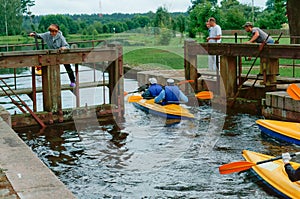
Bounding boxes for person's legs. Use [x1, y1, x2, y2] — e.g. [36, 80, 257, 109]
[64, 64, 76, 86]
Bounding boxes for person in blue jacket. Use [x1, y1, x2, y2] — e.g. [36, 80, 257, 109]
[141, 77, 162, 99]
[154, 78, 188, 105]
[282, 152, 300, 182]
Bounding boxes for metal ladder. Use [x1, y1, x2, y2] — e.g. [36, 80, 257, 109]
[0, 77, 46, 128]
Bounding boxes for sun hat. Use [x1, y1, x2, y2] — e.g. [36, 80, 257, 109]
[167, 78, 175, 85]
[149, 77, 157, 84]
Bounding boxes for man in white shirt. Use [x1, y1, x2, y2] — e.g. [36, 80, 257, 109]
[206, 17, 222, 71]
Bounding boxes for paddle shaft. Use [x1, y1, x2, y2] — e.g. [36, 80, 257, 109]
[256, 151, 300, 165]
[219, 151, 300, 175]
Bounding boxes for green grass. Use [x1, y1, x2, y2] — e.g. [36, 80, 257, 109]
[124, 48, 184, 69]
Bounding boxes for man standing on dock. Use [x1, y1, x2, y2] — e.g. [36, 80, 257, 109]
[206, 17, 222, 71]
[29, 24, 76, 87]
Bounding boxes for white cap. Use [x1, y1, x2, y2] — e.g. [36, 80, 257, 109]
[149, 77, 157, 84]
[167, 78, 175, 84]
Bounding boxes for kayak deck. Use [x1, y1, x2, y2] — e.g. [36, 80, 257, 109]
[132, 98, 194, 120]
[242, 150, 300, 198]
[256, 119, 300, 145]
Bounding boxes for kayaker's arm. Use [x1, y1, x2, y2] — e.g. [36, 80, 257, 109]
[179, 90, 188, 103]
[283, 153, 300, 182]
[154, 90, 165, 103]
[138, 84, 149, 92]
[284, 163, 300, 182]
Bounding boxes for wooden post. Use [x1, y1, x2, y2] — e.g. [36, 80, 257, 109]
[42, 64, 62, 112]
[108, 43, 124, 120]
[220, 56, 237, 98]
[260, 58, 279, 86]
[184, 39, 198, 92]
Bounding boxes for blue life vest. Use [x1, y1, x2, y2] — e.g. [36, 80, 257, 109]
[164, 86, 180, 104]
[148, 84, 162, 97]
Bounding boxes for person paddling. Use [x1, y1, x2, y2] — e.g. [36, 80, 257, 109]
[141, 77, 163, 99]
[154, 78, 188, 105]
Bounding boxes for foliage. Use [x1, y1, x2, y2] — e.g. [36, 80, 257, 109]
[20, 0, 35, 14]
[159, 28, 172, 45]
[256, 0, 287, 29]
[187, 2, 219, 39]
[0, 0, 23, 36]
[153, 7, 172, 30]
[0, 0, 292, 42]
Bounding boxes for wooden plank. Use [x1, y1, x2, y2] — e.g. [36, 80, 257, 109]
[189, 43, 300, 59]
[0, 48, 118, 68]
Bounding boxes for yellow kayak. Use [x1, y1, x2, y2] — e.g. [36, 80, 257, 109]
[256, 119, 300, 145]
[242, 150, 300, 198]
[128, 95, 194, 120]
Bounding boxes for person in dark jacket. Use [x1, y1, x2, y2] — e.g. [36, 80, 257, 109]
[282, 152, 300, 182]
[154, 78, 188, 105]
[141, 77, 162, 99]
[29, 24, 76, 87]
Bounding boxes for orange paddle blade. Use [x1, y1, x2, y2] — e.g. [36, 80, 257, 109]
[219, 161, 256, 175]
[177, 80, 194, 85]
[124, 91, 128, 96]
[127, 95, 143, 103]
[195, 91, 213, 100]
[287, 84, 300, 100]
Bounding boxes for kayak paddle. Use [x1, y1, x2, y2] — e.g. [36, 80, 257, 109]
[287, 84, 300, 100]
[195, 91, 213, 100]
[124, 90, 139, 96]
[127, 95, 143, 102]
[219, 151, 300, 175]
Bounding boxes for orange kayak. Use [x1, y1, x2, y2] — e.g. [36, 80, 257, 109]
[242, 150, 300, 198]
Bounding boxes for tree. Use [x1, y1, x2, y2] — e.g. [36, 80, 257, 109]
[0, 0, 23, 35]
[257, 0, 287, 29]
[133, 15, 150, 28]
[20, 0, 35, 14]
[176, 15, 186, 38]
[153, 7, 171, 29]
[188, 2, 219, 39]
[287, 0, 300, 44]
[189, 0, 218, 11]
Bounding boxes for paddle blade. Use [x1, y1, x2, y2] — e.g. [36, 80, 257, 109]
[127, 95, 143, 102]
[287, 84, 300, 100]
[124, 91, 128, 96]
[195, 91, 213, 100]
[219, 161, 256, 175]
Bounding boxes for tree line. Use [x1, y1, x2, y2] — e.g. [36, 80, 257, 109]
[0, 0, 289, 42]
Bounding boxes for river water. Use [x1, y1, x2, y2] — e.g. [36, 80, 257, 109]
[2, 68, 297, 198]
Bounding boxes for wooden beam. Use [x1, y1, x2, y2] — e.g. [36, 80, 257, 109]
[0, 48, 118, 68]
[190, 43, 300, 59]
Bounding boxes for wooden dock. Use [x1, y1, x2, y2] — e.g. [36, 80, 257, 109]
[0, 44, 124, 128]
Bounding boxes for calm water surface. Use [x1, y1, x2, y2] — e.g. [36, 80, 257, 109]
[4, 69, 299, 198]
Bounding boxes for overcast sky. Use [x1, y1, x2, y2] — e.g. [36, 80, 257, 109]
[30, 0, 267, 15]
